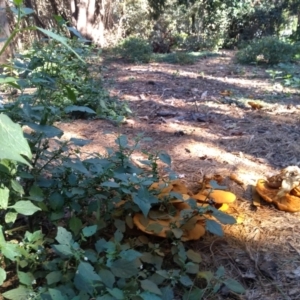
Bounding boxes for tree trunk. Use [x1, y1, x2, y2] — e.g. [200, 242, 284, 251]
[0, 0, 11, 64]
[75, 0, 106, 46]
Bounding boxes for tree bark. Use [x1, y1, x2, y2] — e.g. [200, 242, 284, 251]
[76, 0, 106, 46]
[0, 0, 11, 64]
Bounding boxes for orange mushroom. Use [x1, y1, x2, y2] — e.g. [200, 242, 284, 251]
[256, 179, 300, 212]
[193, 189, 236, 204]
[133, 201, 206, 241]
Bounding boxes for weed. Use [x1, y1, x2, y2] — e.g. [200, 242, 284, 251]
[236, 36, 300, 65]
[115, 37, 152, 63]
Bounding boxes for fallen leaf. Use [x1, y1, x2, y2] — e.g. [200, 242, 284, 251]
[229, 174, 244, 186]
[200, 91, 208, 100]
[220, 90, 232, 96]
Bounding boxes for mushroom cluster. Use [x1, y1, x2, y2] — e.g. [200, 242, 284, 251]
[256, 166, 300, 212]
[132, 179, 236, 241]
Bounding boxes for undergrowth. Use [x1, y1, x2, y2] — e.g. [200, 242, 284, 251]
[236, 36, 300, 65]
[112, 36, 219, 65]
[0, 1, 245, 299]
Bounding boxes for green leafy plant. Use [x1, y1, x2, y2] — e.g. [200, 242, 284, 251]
[115, 37, 153, 63]
[0, 2, 245, 299]
[236, 36, 300, 65]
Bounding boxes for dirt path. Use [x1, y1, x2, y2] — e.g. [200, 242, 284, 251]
[58, 51, 300, 299]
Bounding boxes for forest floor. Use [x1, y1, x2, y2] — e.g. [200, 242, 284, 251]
[57, 50, 300, 300]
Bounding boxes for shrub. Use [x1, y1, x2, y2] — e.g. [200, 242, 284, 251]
[153, 52, 196, 64]
[9, 39, 131, 120]
[236, 36, 300, 65]
[116, 37, 152, 63]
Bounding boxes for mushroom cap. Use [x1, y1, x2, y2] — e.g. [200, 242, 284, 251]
[193, 189, 236, 204]
[256, 179, 300, 212]
[133, 201, 206, 241]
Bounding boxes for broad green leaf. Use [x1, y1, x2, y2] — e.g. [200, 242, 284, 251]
[24, 230, 44, 243]
[0, 77, 19, 84]
[158, 151, 171, 166]
[114, 219, 126, 233]
[84, 249, 97, 263]
[116, 135, 128, 148]
[171, 228, 183, 239]
[17, 271, 35, 286]
[52, 244, 73, 257]
[211, 207, 236, 225]
[114, 229, 123, 242]
[156, 270, 169, 279]
[140, 279, 162, 295]
[36, 27, 85, 63]
[197, 271, 213, 282]
[63, 159, 89, 175]
[98, 269, 115, 289]
[50, 211, 64, 221]
[70, 138, 92, 146]
[21, 7, 34, 15]
[113, 173, 129, 182]
[185, 262, 199, 274]
[64, 105, 96, 114]
[95, 238, 107, 253]
[107, 288, 124, 300]
[25, 123, 63, 138]
[213, 282, 222, 293]
[132, 193, 151, 217]
[161, 286, 174, 300]
[2, 286, 31, 300]
[110, 258, 139, 278]
[82, 225, 97, 237]
[96, 295, 115, 300]
[46, 271, 62, 285]
[0, 186, 9, 209]
[209, 180, 227, 190]
[5, 212, 18, 224]
[8, 200, 41, 215]
[0, 225, 5, 244]
[48, 288, 67, 300]
[186, 249, 202, 263]
[205, 219, 224, 236]
[67, 26, 85, 39]
[179, 275, 193, 287]
[0, 267, 6, 285]
[1, 242, 20, 260]
[11, 180, 24, 195]
[145, 223, 163, 234]
[223, 278, 245, 294]
[29, 185, 44, 202]
[183, 287, 204, 300]
[65, 86, 77, 102]
[49, 192, 64, 209]
[0, 114, 32, 166]
[69, 216, 82, 236]
[101, 181, 120, 188]
[0, 77, 21, 89]
[119, 249, 142, 261]
[56, 227, 73, 245]
[140, 292, 162, 300]
[216, 266, 225, 278]
[74, 262, 101, 295]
